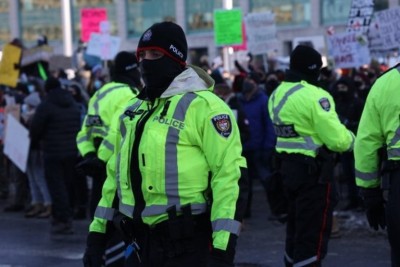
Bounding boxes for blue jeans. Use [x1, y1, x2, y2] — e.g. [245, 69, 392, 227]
[26, 150, 51, 205]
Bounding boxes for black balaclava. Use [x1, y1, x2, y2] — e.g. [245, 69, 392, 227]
[136, 22, 188, 101]
[140, 56, 184, 101]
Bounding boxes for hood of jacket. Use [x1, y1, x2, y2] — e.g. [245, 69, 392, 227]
[159, 64, 215, 98]
[45, 88, 75, 108]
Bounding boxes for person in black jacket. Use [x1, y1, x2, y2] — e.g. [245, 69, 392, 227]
[29, 76, 82, 235]
[214, 83, 250, 143]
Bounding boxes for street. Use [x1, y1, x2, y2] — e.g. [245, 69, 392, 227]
[0, 182, 391, 267]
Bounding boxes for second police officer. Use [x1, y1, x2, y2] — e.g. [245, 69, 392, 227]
[76, 51, 142, 266]
[268, 45, 355, 267]
[83, 22, 248, 267]
[355, 64, 400, 267]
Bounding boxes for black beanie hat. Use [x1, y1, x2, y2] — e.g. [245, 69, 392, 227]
[290, 45, 322, 79]
[137, 22, 187, 66]
[114, 51, 138, 73]
[45, 76, 61, 92]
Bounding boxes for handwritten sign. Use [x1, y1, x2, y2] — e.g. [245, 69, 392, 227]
[214, 9, 243, 46]
[245, 12, 278, 55]
[81, 8, 108, 42]
[374, 7, 400, 51]
[20, 45, 53, 66]
[0, 44, 22, 88]
[346, 0, 374, 34]
[327, 31, 371, 69]
[86, 33, 121, 60]
[3, 114, 30, 173]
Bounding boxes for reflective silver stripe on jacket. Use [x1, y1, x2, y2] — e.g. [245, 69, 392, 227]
[94, 206, 115, 220]
[271, 84, 321, 153]
[355, 169, 379, 181]
[119, 202, 207, 217]
[164, 93, 197, 206]
[293, 256, 318, 267]
[276, 136, 319, 152]
[116, 100, 143, 200]
[101, 139, 114, 153]
[271, 84, 303, 124]
[387, 126, 400, 158]
[117, 93, 202, 217]
[212, 218, 241, 235]
[388, 147, 400, 158]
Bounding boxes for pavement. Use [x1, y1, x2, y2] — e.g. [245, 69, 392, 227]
[0, 181, 392, 267]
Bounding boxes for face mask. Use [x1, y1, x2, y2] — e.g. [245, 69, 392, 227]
[140, 57, 183, 101]
[242, 80, 255, 94]
[94, 80, 102, 89]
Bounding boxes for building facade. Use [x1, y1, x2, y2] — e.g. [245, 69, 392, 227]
[0, 0, 398, 68]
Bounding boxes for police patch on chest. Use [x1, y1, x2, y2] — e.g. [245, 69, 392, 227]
[211, 114, 232, 138]
[319, 97, 331, 111]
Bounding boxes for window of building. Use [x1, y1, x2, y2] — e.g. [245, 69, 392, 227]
[321, 0, 351, 25]
[72, 0, 118, 42]
[250, 0, 311, 27]
[374, 0, 388, 11]
[19, 0, 62, 47]
[126, 0, 176, 38]
[321, 0, 389, 26]
[0, 0, 10, 47]
[186, 0, 240, 33]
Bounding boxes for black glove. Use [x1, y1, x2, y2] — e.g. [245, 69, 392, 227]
[83, 248, 104, 267]
[208, 257, 234, 267]
[360, 187, 386, 231]
[208, 246, 235, 267]
[76, 152, 106, 177]
[83, 232, 107, 267]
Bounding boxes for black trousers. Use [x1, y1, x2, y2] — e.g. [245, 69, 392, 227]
[128, 215, 211, 267]
[280, 158, 337, 267]
[387, 169, 400, 267]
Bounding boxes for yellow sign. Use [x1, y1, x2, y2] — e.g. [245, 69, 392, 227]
[0, 44, 22, 88]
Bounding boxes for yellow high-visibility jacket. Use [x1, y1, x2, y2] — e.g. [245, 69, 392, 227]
[268, 80, 354, 157]
[89, 65, 247, 252]
[355, 64, 400, 188]
[76, 81, 139, 158]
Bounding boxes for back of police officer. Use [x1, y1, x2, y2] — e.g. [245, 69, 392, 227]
[268, 45, 354, 267]
[83, 22, 247, 267]
[355, 64, 400, 267]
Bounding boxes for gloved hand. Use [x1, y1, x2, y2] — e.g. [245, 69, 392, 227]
[208, 247, 235, 267]
[82, 247, 104, 267]
[76, 152, 106, 177]
[360, 187, 386, 231]
[208, 257, 234, 267]
[83, 232, 107, 267]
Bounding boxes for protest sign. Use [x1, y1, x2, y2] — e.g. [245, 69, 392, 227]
[86, 33, 121, 61]
[20, 45, 53, 67]
[0, 44, 22, 88]
[3, 114, 30, 173]
[327, 31, 371, 69]
[245, 12, 278, 55]
[374, 7, 400, 51]
[81, 8, 107, 42]
[214, 9, 243, 46]
[346, 0, 374, 34]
